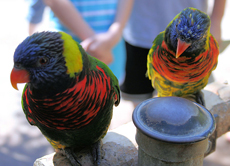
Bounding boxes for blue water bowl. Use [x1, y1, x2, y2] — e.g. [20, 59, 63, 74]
[132, 96, 216, 143]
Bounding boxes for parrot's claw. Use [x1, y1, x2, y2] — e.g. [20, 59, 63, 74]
[64, 148, 82, 166]
[91, 141, 102, 166]
[195, 91, 205, 107]
[61, 141, 102, 166]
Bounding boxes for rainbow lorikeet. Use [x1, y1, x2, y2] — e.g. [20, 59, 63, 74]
[10, 31, 120, 165]
[147, 7, 219, 105]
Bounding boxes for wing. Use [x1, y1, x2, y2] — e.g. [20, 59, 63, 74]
[78, 42, 120, 106]
[147, 32, 165, 82]
[208, 34, 219, 72]
[87, 54, 120, 106]
[21, 84, 36, 126]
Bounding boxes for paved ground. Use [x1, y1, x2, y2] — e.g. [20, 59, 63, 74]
[0, 0, 230, 166]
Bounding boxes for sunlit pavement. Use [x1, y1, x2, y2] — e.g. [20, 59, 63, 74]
[0, 0, 230, 166]
[0, 1, 53, 166]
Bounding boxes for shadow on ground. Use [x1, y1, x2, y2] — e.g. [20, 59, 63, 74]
[0, 108, 53, 166]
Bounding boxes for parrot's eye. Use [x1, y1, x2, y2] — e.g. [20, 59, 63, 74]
[39, 57, 49, 65]
[180, 36, 185, 41]
[14, 63, 22, 69]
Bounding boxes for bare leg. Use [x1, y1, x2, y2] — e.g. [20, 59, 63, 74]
[63, 148, 81, 166]
[91, 141, 102, 166]
[195, 91, 205, 106]
[183, 91, 205, 107]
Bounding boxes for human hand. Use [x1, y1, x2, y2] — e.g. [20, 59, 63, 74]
[81, 32, 115, 65]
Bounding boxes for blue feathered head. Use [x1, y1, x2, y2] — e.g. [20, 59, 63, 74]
[165, 7, 211, 58]
[11, 31, 72, 93]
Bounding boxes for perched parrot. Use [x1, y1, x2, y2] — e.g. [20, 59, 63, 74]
[10, 31, 120, 165]
[147, 7, 219, 105]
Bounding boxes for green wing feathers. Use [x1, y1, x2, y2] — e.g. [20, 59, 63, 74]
[147, 32, 164, 81]
[78, 43, 120, 106]
[88, 53, 120, 106]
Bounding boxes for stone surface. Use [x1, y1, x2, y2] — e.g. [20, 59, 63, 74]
[100, 142, 138, 166]
[34, 132, 138, 166]
[34, 153, 55, 166]
[106, 122, 137, 147]
[218, 85, 230, 102]
[202, 82, 225, 110]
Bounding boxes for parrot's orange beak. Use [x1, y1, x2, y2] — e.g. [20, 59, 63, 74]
[10, 68, 30, 90]
[176, 39, 191, 58]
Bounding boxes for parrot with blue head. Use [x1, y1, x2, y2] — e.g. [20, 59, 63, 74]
[10, 31, 120, 166]
[147, 7, 219, 105]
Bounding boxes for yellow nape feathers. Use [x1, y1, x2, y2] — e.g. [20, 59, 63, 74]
[59, 32, 83, 77]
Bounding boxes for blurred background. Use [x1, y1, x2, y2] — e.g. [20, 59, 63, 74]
[0, 0, 230, 166]
[0, 1, 55, 166]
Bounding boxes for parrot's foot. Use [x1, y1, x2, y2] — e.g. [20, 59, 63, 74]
[195, 91, 205, 107]
[183, 91, 205, 107]
[63, 147, 81, 166]
[59, 142, 102, 166]
[91, 141, 102, 166]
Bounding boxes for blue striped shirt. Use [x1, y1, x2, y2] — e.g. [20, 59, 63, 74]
[50, 0, 118, 40]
